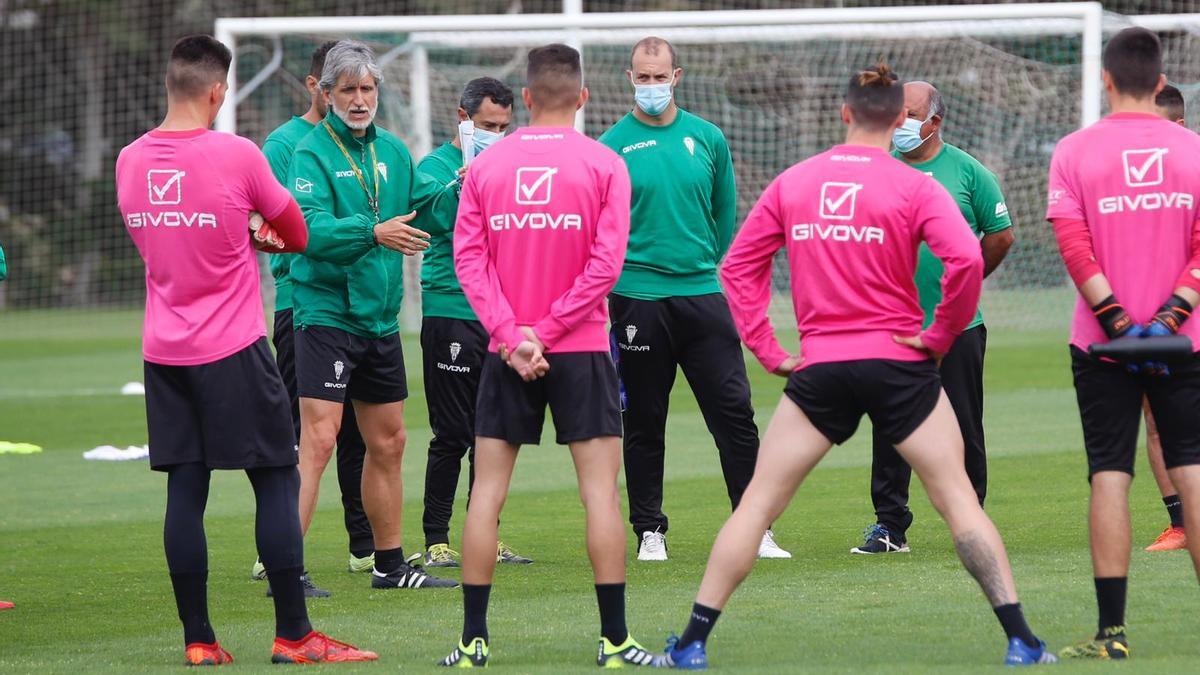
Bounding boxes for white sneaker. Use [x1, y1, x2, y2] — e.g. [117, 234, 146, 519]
[758, 529, 792, 559]
[637, 529, 668, 561]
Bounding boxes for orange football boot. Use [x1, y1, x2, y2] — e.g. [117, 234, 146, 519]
[1146, 525, 1187, 551]
[271, 631, 378, 664]
[185, 641, 233, 666]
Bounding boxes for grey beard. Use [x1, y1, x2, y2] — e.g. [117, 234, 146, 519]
[334, 105, 375, 130]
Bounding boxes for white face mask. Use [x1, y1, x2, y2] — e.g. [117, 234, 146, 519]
[893, 110, 934, 153]
[633, 81, 674, 116]
[472, 128, 504, 155]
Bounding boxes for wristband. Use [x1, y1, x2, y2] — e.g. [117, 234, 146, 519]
[1091, 295, 1134, 339]
[1150, 294, 1194, 334]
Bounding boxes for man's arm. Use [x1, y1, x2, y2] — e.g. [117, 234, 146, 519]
[530, 160, 632, 349]
[971, 165, 1014, 278]
[916, 180, 984, 355]
[981, 230, 1014, 278]
[288, 148, 376, 265]
[1045, 147, 1140, 339]
[413, 154, 461, 237]
[454, 169, 524, 350]
[1143, 217, 1200, 336]
[239, 142, 307, 252]
[0, 244, 7, 282]
[407, 151, 460, 236]
[711, 130, 738, 257]
[718, 178, 790, 373]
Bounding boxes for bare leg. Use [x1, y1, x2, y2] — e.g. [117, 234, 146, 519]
[1144, 400, 1177, 499]
[568, 437, 626, 584]
[695, 396, 832, 609]
[1167, 466, 1200, 580]
[895, 392, 1017, 606]
[1088, 472, 1132, 578]
[352, 400, 407, 551]
[461, 437, 518, 585]
[297, 397, 344, 535]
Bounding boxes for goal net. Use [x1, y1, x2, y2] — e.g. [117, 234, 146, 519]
[224, 3, 1111, 333]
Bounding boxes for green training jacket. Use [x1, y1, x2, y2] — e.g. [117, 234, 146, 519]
[287, 113, 459, 338]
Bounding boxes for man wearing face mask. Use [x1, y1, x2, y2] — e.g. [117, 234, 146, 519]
[851, 80, 1015, 556]
[599, 37, 789, 562]
[287, 40, 461, 592]
[412, 77, 533, 569]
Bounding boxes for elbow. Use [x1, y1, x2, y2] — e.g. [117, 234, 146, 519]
[986, 229, 1015, 257]
[281, 231, 308, 254]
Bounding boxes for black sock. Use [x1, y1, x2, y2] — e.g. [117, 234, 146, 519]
[1094, 577, 1127, 635]
[595, 583, 628, 645]
[375, 547, 405, 575]
[350, 546, 375, 559]
[678, 603, 721, 649]
[462, 584, 491, 643]
[170, 571, 216, 645]
[266, 566, 314, 641]
[1164, 495, 1184, 528]
[993, 603, 1039, 649]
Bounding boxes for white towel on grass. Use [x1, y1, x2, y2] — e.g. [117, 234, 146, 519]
[83, 445, 149, 461]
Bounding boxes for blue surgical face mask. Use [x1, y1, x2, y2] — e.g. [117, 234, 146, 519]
[893, 112, 934, 153]
[472, 128, 504, 155]
[634, 82, 673, 117]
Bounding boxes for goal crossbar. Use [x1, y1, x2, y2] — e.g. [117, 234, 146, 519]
[214, 2, 1105, 135]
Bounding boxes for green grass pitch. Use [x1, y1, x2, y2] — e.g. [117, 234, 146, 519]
[0, 310, 1196, 673]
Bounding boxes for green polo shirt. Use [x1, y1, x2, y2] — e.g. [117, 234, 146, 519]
[895, 142, 1011, 329]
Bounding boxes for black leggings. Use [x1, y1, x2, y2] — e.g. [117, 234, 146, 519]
[165, 463, 305, 572]
[164, 463, 310, 642]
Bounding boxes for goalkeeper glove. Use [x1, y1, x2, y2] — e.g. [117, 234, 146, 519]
[1146, 294, 1194, 337]
[1133, 295, 1193, 377]
[1091, 295, 1135, 340]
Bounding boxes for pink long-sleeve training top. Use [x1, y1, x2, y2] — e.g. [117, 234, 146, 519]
[721, 144, 983, 372]
[1047, 112, 1200, 352]
[116, 128, 306, 366]
[454, 126, 632, 353]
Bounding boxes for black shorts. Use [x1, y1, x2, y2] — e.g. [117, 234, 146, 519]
[784, 359, 942, 445]
[1070, 345, 1200, 476]
[294, 325, 407, 404]
[475, 351, 623, 446]
[144, 338, 297, 471]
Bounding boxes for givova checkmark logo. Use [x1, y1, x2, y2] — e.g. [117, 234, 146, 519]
[1122, 148, 1167, 187]
[147, 169, 185, 205]
[515, 167, 557, 205]
[819, 182, 863, 220]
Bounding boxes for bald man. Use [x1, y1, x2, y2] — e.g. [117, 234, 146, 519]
[599, 37, 789, 562]
[852, 80, 1015, 555]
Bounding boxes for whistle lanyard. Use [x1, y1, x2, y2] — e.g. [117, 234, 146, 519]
[324, 121, 380, 218]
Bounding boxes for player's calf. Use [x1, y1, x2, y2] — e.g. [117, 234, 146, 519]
[897, 398, 1054, 663]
